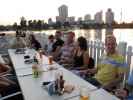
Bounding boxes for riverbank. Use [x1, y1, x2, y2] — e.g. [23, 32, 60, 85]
[1, 23, 133, 32]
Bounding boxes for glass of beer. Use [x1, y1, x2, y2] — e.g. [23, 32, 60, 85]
[48, 56, 53, 65]
[80, 86, 90, 100]
[32, 64, 39, 78]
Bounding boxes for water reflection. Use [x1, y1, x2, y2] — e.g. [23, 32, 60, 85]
[1, 29, 133, 46]
[105, 28, 113, 35]
[94, 29, 102, 41]
[83, 30, 91, 39]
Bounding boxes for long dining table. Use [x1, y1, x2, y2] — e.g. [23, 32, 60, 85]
[7, 49, 120, 100]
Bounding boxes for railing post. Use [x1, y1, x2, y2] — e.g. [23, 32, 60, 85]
[97, 41, 101, 64]
[127, 46, 132, 67]
[87, 40, 90, 56]
[93, 41, 97, 62]
[118, 42, 127, 60]
[101, 42, 105, 56]
[89, 41, 93, 57]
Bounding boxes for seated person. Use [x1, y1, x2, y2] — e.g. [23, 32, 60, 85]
[10, 34, 26, 49]
[70, 36, 95, 78]
[28, 34, 42, 51]
[0, 33, 10, 54]
[58, 32, 75, 66]
[115, 88, 133, 100]
[0, 63, 18, 96]
[115, 88, 129, 99]
[115, 68, 133, 100]
[85, 35, 128, 91]
[52, 31, 64, 61]
[0, 57, 20, 98]
[45, 35, 55, 55]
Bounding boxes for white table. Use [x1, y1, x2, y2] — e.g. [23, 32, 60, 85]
[8, 49, 120, 100]
[67, 88, 118, 100]
[8, 49, 59, 71]
[8, 49, 36, 70]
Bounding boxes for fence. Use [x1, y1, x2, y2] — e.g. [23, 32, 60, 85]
[87, 40, 133, 67]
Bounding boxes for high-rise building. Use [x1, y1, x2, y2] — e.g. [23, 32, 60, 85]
[94, 11, 103, 24]
[58, 5, 68, 19]
[105, 8, 114, 24]
[84, 14, 91, 21]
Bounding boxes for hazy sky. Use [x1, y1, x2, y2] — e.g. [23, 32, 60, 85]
[0, 0, 132, 25]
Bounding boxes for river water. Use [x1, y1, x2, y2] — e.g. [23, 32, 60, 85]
[1, 29, 133, 46]
[33, 29, 133, 47]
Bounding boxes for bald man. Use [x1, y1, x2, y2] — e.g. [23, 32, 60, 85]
[85, 35, 128, 91]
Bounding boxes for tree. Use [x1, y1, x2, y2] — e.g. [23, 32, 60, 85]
[12, 22, 18, 30]
[55, 21, 61, 29]
[20, 17, 27, 30]
[36, 20, 43, 30]
[63, 22, 70, 27]
[28, 20, 33, 30]
[33, 20, 37, 29]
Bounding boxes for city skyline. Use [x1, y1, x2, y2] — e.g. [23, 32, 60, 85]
[0, 0, 132, 25]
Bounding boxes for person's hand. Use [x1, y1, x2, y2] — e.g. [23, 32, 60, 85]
[59, 59, 67, 64]
[0, 76, 10, 88]
[0, 80, 10, 87]
[79, 70, 88, 75]
[0, 63, 11, 75]
[0, 76, 16, 85]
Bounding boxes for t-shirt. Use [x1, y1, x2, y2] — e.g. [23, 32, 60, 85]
[95, 53, 128, 85]
[60, 42, 75, 63]
[46, 41, 54, 54]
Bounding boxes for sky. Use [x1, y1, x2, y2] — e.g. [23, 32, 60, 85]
[0, 0, 133, 25]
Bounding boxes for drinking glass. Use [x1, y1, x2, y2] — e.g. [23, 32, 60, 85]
[79, 86, 91, 100]
[48, 56, 53, 65]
